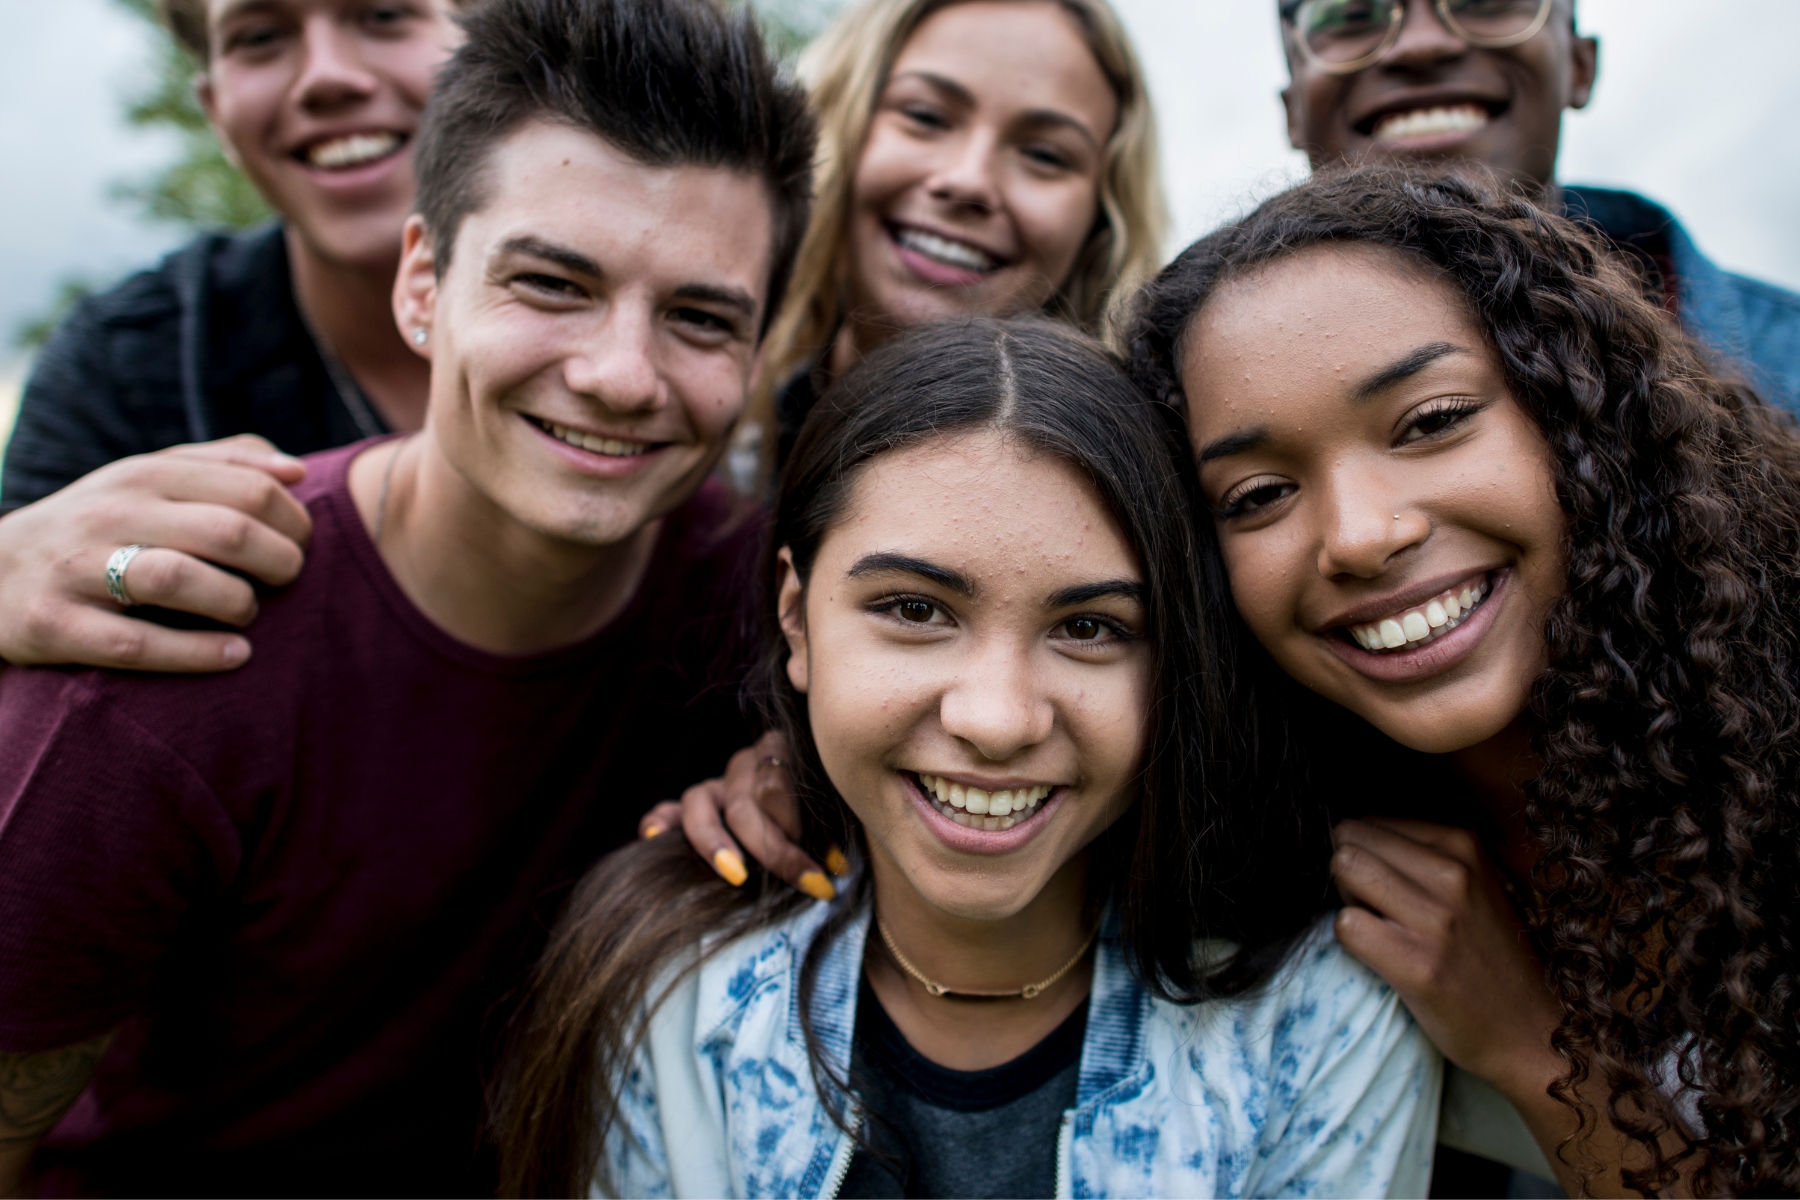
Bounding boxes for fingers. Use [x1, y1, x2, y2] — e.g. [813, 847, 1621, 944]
[639, 801, 682, 840]
[720, 731, 802, 838]
[161, 434, 309, 485]
[1334, 818, 1482, 905]
[1344, 816, 1484, 866]
[679, 780, 751, 887]
[680, 765, 835, 901]
[1330, 838, 1439, 925]
[110, 547, 261, 626]
[104, 500, 308, 593]
[24, 605, 251, 673]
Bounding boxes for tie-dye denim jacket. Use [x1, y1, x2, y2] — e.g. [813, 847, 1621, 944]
[600, 900, 1441, 1198]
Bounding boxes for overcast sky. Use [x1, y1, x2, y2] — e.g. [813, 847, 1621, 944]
[3, 0, 1796, 380]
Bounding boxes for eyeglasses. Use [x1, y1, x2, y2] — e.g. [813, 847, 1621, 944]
[1281, 0, 1555, 75]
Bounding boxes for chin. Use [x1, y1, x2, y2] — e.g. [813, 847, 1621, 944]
[1359, 695, 1523, 755]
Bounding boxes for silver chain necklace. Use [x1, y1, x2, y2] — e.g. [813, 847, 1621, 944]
[297, 305, 386, 440]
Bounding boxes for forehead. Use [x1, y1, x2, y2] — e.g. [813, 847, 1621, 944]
[455, 121, 773, 293]
[1183, 244, 1482, 420]
[831, 432, 1137, 583]
[892, 2, 1116, 129]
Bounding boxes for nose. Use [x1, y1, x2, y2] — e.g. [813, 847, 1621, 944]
[925, 128, 1002, 216]
[563, 300, 666, 417]
[1315, 461, 1430, 580]
[294, 15, 379, 115]
[938, 635, 1055, 762]
[1383, 0, 1469, 69]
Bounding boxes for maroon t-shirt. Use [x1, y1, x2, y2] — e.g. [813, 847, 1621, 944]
[0, 442, 762, 1195]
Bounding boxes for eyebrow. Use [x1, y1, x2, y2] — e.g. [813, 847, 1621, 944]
[1196, 426, 1269, 464]
[1351, 342, 1471, 403]
[889, 70, 1101, 150]
[846, 552, 974, 596]
[1047, 580, 1144, 608]
[496, 236, 757, 320]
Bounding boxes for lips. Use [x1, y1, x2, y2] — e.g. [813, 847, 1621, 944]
[525, 415, 661, 459]
[1326, 568, 1513, 684]
[1353, 97, 1506, 143]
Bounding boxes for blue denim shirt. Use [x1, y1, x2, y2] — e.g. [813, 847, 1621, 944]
[1564, 185, 1800, 413]
[601, 901, 1441, 1198]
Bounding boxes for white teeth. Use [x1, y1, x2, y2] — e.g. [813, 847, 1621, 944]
[538, 418, 651, 458]
[1350, 578, 1491, 655]
[917, 775, 1050, 830]
[894, 227, 999, 272]
[1373, 104, 1489, 144]
[305, 131, 402, 169]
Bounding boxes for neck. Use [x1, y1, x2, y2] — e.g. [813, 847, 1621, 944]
[287, 226, 431, 433]
[346, 435, 662, 655]
[863, 843, 1094, 1071]
[1449, 715, 1542, 879]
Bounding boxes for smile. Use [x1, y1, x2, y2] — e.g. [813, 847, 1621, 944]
[1371, 104, 1491, 145]
[1346, 572, 1491, 653]
[298, 131, 406, 171]
[914, 772, 1052, 831]
[889, 224, 1002, 273]
[526, 415, 656, 458]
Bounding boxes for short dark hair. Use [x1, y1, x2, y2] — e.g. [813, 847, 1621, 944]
[413, 0, 816, 338]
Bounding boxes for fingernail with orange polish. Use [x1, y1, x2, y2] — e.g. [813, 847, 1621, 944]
[797, 871, 836, 901]
[713, 848, 748, 887]
[824, 846, 849, 877]
[641, 823, 664, 840]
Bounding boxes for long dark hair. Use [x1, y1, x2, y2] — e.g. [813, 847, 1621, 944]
[491, 316, 1334, 1196]
[1125, 164, 1800, 1196]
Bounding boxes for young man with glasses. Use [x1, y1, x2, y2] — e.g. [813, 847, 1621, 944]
[1279, 0, 1800, 413]
[0, 0, 813, 1192]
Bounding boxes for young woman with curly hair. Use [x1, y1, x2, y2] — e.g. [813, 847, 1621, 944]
[1123, 165, 1800, 1197]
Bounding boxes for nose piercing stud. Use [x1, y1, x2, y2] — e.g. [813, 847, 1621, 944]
[411, 327, 429, 346]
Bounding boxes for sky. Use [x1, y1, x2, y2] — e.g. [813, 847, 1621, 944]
[2, 0, 1797, 388]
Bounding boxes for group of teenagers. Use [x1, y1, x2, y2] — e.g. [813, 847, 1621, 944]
[2, 0, 1800, 1196]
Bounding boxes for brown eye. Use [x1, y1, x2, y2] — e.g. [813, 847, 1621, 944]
[897, 600, 936, 623]
[1065, 617, 1103, 640]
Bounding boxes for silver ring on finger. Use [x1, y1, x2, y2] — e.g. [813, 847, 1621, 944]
[105, 544, 151, 607]
[760, 755, 787, 771]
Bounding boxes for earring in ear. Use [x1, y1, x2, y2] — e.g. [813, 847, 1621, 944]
[411, 327, 429, 346]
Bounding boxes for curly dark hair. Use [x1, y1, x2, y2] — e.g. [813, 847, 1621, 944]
[1123, 164, 1800, 1196]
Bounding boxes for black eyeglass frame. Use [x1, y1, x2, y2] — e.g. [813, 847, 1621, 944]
[1280, 0, 1556, 75]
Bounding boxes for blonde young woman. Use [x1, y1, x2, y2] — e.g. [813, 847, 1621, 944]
[755, 0, 1166, 470]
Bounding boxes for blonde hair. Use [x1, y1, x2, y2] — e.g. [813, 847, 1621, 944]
[758, 0, 1167, 405]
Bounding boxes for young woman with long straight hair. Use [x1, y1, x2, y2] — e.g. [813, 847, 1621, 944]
[1124, 166, 1800, 1196]
[495, 318, 1440, 1198]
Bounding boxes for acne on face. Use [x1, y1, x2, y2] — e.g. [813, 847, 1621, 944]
[1184, 244, 1567, 754]
[847, 0, 1118, 334]
[783, 431, 1148, 922]
[401, 121, 772, 548]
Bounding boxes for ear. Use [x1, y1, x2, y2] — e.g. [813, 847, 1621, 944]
[393, 215, 438, 362]
[776, 546, 810, 694]
[194, 72, 244, 170]
[1281, 83, 1306, 154]
[1567, 33, 1599, 111]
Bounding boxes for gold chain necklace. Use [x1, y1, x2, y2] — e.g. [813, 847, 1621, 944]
[874, 913, 1099, 1000]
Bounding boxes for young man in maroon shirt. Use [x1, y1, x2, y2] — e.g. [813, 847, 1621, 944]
[0, 0, 813, 1193]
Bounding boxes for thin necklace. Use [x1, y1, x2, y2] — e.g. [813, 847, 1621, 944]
[297, 303, 386, 440]
[874, 912, 1098, 1001]
[373, 440, 403, 545]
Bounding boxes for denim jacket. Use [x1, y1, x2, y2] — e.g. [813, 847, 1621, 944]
[1564, 185, 1800, 414]
[601, 901, 1441, 1198]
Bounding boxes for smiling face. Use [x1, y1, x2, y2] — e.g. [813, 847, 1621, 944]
[199, 0, 464, 268]
[845, 1, 1118, 340]
[779, 431, 1148, 920]
[392, 120, 771, 546]
[1280, 0, 1596, 191]
[1185, 244, 1567, 753]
